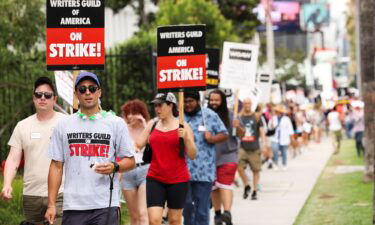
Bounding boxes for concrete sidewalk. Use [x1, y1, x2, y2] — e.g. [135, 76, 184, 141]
[211, 137, 334, 225]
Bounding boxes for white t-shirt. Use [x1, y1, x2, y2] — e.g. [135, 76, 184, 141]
[328, 111, 342, 131]
[274, 116, 294, 146]
[48, 112, 135, 211]
[8, 112, 66, 196]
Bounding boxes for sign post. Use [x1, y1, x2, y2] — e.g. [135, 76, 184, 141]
[157, 25, 206, 156]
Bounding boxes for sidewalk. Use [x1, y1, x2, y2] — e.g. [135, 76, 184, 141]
[211, 137, 334, 225]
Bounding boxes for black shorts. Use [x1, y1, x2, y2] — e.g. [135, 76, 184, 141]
[62, 207, 118, 225]
[146, 178, 189, 209]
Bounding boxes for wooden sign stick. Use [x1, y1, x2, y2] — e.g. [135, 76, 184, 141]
[232, 89, 240, 136]
[178, 91, 185, 157]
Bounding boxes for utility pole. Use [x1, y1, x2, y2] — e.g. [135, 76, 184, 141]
[354, 0, 362, 97]
[265, 0, 275, 80]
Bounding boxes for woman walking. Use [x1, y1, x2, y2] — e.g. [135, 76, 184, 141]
[136, 93, 196, 225]
[120, 99, 151, 225]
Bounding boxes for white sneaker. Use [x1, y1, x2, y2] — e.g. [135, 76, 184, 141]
[282, 166, 287, 171]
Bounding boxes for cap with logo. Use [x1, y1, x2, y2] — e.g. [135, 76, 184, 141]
[75, 72, 101, 88]
[151, 92, 177, 104]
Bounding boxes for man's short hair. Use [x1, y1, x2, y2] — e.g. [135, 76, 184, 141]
[34, 77, 56, 95]
[184, 91, 200, 101]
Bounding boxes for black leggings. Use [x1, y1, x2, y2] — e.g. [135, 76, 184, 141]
[146, 178, 189, 209]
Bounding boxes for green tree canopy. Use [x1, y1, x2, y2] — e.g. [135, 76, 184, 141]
[106, 0, 158, 27]
[0, 0, 50, 161]
[217, 0, 260, 42]
[154, 0, 237, 48]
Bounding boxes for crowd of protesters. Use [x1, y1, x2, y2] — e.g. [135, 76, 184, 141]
[0, 72, 365, 225]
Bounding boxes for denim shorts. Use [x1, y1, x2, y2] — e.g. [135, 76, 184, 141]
[121, 163, 150, 190]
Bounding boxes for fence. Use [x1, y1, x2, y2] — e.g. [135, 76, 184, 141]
[0, 47, 156, 162]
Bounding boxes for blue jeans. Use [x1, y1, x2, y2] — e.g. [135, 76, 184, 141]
[354, 131, 364, 156]
[272, 142, 288, 166]
[183, 181, 212, 225]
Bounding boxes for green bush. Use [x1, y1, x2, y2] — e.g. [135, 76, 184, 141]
[0, 175, 25, 225]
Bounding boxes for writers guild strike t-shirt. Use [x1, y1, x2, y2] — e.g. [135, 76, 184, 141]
[240, 114, 263, 151]
[48, 112, 135, 211]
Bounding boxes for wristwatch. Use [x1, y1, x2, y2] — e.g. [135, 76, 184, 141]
[112, 161, 120, 173]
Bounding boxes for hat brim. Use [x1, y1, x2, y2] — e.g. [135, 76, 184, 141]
[275, 108, 287, 113]
[151, 99, 165, 104]
[75, 76, 100, 88]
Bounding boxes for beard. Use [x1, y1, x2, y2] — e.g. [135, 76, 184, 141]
[208, 104, 219, 112]
[185, 105, 201, 116]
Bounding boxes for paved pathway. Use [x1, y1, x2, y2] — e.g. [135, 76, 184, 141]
[210, 137, 334, 225]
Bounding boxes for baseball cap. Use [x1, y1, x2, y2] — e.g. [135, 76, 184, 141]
[34, 76, 56, 94]
[151, 92, 177, 104]
[74, 72, 100, 88]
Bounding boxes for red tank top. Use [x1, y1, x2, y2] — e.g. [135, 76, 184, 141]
[147, 129, 190, 183]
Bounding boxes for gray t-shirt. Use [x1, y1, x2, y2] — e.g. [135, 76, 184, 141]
[240, 114, 263, 151]
[215, 111, 239, 166]
[48, 112, 135, 211]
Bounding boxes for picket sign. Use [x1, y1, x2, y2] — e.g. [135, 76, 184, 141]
[256, 73, 272, 104]
[220, 42, 259, 90]
[157, 25, 206, 156]
[46, 0, 105, 70]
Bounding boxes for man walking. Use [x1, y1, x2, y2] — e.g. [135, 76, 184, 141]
[183, 91, 228, 225]
[327, 105, 343, 154]
[45, 72, 135, 225]
[272, 105, 294, 169]
[1, 77, 66, 225]
[237, 98, 266, 200]
[208, 89, 242, 225]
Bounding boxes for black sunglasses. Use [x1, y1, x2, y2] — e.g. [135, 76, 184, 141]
[77, 85, 99, 94]
[34, 92, 54, 99]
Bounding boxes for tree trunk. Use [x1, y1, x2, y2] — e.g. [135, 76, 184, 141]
[358, 0, 375, 222]
[138, 0, 147, 26]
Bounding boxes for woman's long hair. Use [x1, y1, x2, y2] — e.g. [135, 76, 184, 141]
[208, 89, 230, 128]
[167, 102, 179, 117]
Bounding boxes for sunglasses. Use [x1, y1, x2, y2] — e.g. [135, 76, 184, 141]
[77, 85, 99, 94]
[34, 92, 54, 99]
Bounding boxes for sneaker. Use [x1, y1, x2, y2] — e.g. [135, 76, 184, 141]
[251, 191, 258, 200]
[221, 211, 233, 225]
[214, 214, 223, 225]
[243, 185, 251, 199]
[268, 162, 273, 169]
